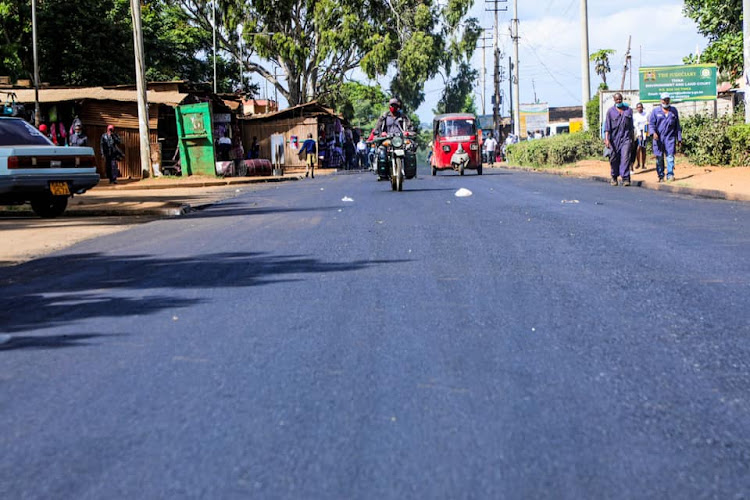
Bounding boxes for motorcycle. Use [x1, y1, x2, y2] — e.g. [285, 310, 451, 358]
[374, 133, 417, 191]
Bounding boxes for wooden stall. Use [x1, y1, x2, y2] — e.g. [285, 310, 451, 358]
[240, 102, 348, 169]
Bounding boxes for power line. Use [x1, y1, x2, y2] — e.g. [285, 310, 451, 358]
[521, 39, 580, 102]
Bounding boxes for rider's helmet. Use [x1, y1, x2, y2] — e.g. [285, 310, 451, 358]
[388, 97, 401, 113]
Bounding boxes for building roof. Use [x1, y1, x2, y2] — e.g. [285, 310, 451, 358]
[8, 86, 189, 106]
[549, 105, 583, 123]
[240, 101, 344, 123]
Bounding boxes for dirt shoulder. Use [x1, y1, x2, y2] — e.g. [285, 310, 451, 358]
[515, 159, 750, 201]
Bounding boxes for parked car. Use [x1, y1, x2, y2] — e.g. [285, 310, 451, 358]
[0, 117, 99, 217]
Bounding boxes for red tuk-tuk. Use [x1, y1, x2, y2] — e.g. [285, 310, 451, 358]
[430, 113, 482, 176]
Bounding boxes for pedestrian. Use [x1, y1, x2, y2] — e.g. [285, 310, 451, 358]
[633, 102, 648, 170]
[356, 137, 368, 169]
[648, 92, 682, 182]
[68, 122, 88, 147]
[247, 136, 260, 159]
[299, 133, 317, 178]
[343, 137, 356, 170]
[38, 123, 51, 141]
[100, 124, 123, 184]
[603, 92, 634, 186]
[483, 132, 498, 167]
[217, 130, 232, 161]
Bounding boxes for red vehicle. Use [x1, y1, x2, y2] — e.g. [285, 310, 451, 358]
[430, 113, 482, 176]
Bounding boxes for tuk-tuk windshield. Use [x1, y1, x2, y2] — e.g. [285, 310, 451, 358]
[438, 119, 476, 138]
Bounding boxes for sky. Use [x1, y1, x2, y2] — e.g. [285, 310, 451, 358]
[413, 0, 708, 124]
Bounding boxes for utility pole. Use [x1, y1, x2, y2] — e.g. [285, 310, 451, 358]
[212, 1, 217, 93]
[744, 0, 750, 124]
[477, 31, 493, 116]
[532, 79, 537, 103]
[486, 0, 508, 138]
[511, 0, 520, 136]
[508, 56, 514, 129]
[31, 0, 40, 128]
[580, 0, 591, 131]
[620, 35, 632, 91]
[130, 0, 152, 177]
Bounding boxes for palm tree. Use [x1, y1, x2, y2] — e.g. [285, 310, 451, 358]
[589, 49, 615, 89]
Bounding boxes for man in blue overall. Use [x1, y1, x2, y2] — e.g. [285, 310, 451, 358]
[648, 92, 682, 182]
[604, 92, 634, 186]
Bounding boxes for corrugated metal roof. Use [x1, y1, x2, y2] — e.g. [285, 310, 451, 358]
[240, 101, 342, 122]
[8, 87, 188, 106]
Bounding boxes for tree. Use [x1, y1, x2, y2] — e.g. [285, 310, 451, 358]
[175, 0, 477, 109]
[683, 0, 743, 82]
[0, 0, 242, 90]
[323, 81, 387, 131]
[589, 49, 615, 89]
[435, 62, 478, 115]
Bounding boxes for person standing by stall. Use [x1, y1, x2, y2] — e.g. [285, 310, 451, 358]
[100, 125, 123, 184]
[68, 122, 88, 147]
[299, 133, 317, 178]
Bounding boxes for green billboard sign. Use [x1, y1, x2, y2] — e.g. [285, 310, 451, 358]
[638, 64, 717, 103]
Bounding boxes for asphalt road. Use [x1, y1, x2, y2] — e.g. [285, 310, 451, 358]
[2, 166, 749, 499]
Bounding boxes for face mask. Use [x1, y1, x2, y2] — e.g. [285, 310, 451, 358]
[615, 102, 625, 109]
[661, 103, 669, 109]
[389, 106, 398, 114]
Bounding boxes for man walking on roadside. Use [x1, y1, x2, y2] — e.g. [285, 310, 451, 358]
[299, 133, 317, 178]
[649, 92, 682, 182]
[604, 92, 634, 186]
[483, 132, 498, 167]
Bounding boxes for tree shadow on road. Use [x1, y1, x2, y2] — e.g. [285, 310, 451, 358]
[184, 202, 340, 219]
[0, 333, 116, 351]
[0, 251, 407, 334]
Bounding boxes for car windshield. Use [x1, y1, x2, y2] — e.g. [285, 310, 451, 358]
[0, 119, 53, 146]
[438, 119, 475, 138]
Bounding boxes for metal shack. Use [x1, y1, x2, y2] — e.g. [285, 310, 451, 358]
[10, 82, 233, 179]
[240, 101, 348, 169]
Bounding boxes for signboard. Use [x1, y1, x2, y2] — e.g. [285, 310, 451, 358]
[519, 103, 549, 138]
[639, 64, 717, 103]
[569, 118, 584, 134]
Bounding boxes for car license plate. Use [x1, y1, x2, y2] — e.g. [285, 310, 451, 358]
[49, 181, 70, 196]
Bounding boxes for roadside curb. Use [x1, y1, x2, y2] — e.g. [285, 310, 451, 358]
[95, 174, 305, 191]
[505, 165, 750, 202]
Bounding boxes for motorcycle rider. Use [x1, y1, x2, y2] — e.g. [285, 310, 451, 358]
[368, 98, 414, 178]
[372, 97, 412, 137]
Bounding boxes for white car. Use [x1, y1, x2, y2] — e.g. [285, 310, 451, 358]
[0, 117, 99, 217]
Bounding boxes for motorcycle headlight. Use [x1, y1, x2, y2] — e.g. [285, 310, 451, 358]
[391, 136, 404, 148]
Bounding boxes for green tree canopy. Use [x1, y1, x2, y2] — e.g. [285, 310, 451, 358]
[323, 81, 387, 132]
[0, 0, 241, 90]
[176, 0, 478, 110]
[683, 0, 744, 82]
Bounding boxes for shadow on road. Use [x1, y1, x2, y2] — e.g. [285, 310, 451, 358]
[0, 251, 407, 335]
[0, 333, 115, 351]
[186, 202, 340, 219]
